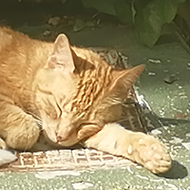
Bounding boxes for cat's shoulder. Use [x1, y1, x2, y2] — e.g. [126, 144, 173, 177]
[0, 26, 28, 49]
[0, 26, 28, 37]
[0, 27, 14, 46]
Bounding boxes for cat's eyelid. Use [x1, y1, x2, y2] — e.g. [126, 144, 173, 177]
[55, 102, 62, 118]
[53, 96, 63, 118]
[37, 86, 53, 95]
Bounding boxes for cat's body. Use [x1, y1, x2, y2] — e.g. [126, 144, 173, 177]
[0, 27, 171, 173]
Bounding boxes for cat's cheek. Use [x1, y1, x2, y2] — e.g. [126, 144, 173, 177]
[77, 125, 102, 140]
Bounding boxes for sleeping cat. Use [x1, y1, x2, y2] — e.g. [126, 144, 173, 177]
[0, 27, 171, 173]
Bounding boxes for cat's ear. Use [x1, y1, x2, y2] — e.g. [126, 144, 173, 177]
[47, 34, 75, 72]
[110, 64, 145, 99]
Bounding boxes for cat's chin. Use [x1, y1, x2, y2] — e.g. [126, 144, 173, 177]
[57, 137, 80, 147]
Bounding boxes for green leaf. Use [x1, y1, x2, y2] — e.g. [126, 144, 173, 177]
[134, 0, 186, 47]
[114, 0, 133, 23]
[82, 0, 116, 16]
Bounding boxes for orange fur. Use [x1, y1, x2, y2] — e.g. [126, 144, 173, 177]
[0, 27, 171, 173]
[0, 27, 144, 149]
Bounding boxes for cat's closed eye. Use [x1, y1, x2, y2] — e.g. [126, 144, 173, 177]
[46, 109, 58, 120]
[44, 99, 62, 120]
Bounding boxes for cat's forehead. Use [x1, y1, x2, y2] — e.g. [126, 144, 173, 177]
[36, 69, 64, 91]
[38, 68, 57, 79]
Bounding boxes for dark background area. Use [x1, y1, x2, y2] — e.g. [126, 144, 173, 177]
[1, 0, 190, 50]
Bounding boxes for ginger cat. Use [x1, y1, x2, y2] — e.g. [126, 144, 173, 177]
[0, 27, 171, 173]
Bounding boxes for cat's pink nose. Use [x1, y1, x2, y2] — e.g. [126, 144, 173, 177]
[56, 127, 73, 142]
[56, 135, 64, 142]
[56, 132, 69, 142]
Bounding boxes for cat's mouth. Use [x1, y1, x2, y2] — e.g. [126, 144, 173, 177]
[43, 125, 79, 147]
[56, 126, 74, 143]
[43, 123, 102, 147]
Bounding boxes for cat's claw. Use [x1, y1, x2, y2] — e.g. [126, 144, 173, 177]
[127, 134, 171, 173]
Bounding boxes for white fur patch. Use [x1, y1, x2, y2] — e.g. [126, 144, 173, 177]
[0, 150, 17, 166]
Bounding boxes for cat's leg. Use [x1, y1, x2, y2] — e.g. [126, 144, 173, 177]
[0, 101, 40, 150]
[83, 123, 171, 174]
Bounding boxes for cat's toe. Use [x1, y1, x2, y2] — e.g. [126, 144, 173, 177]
[137, 136, 171, 173]
[143, 151, 171, 173]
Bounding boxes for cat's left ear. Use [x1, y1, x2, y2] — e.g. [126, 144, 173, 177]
[110, 64, 145, 99]
[47, 34, 75, 73]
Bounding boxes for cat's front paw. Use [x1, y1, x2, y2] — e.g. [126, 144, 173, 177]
[127, 133, 171, 174]
[6, 115, 40, 150]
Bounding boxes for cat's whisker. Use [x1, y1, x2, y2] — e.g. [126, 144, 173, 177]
[115, 118, 129, 123]
[26, 111, 43, 131]
[121, 102, 136, 107]
[23, 140, 31, 152]
[106, 98, 121, 105]
[26, 111, 42, 122]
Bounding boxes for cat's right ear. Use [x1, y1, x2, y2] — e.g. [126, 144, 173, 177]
[109, 64, 145, 99]
[46, 34, 75, 73]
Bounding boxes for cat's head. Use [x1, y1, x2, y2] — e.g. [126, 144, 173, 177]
[34, 34, 144, 147]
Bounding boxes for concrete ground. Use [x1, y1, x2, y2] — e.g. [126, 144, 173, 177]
[0, 6, 190, 189]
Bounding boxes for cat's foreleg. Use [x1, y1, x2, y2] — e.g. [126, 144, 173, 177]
[83, 123, 171, 174]
[0, 102, 40, 150]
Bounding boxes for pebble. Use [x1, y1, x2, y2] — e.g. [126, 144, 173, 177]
[148, 59, 161, 64]
[48, 16, 61, 26]
[164, 74, 178, 84]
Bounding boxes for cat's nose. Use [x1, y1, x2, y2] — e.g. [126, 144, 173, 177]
[56, 133, 64, 142]
[56, 127, 73, 142]
[56, 132, 70, 142]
